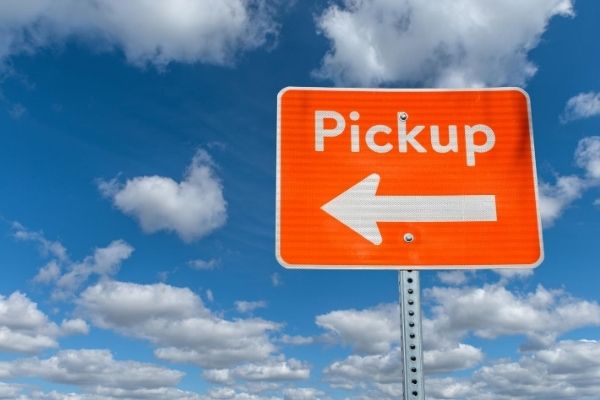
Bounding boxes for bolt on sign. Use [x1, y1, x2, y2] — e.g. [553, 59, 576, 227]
[276, 87, 543, 269]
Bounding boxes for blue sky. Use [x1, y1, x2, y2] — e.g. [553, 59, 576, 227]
[0, 1, 599, 399]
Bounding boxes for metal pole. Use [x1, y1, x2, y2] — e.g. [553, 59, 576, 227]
[399, 270, 425, 400]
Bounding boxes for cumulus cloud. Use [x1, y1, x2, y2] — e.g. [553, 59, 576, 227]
[282, 387, 325, 400]
[427, 340, 600, 400]
[23, 388, 203, 400]
[324, 349, 401, 389]
[315, 0, 573, 87]
[0, 382, 21, 399]
[539, 136, 600, 226]
[78, 280, 280, 369]
[423, 344, 483, 374]
[0, 349, 197, 400]
[0, 0, 278, 69]
[324, 344, 482, 389]
[100, 150, 227, 242]
[279, 335, 314, 346]
[318, 278, 600, 398]
[203, 358, 310, 384]
[426, 283, 600, 350]
[316, 304, 398, 354]
[0, 292, 87, 353]
[561, 92, 600, 122]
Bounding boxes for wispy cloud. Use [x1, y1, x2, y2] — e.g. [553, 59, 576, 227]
[271, 273, 282, 287]
[561, 92, 600, 122]
[188, 258, 220, 271]
[235, 300, 268, 314]
[539, 136, 600, 226]
[13, 223, 133, 300]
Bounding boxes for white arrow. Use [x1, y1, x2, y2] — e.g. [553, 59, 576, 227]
[321, 174, 497, 245]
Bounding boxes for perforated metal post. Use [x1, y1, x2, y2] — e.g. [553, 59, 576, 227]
[399, 270, 425, 400]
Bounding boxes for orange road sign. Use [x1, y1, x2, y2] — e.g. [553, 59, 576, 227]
[276, 87, 543, 269]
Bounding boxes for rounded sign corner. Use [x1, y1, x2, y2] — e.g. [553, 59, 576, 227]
[277, 87, 296, 103]
[275, 248, 295, 270]
[507, 86, 531, 103]
[530, 247, 545, 269]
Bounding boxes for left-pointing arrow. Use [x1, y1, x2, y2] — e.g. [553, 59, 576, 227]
[321, 174, 497, 245]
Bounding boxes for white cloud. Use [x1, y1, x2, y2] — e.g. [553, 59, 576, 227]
[279, 335, 314, 346]
[235, 301, 267, 314]
[423, 343, 483, 374]
[317, 283, 600, 354]
[25, 388, 202, 400]
[78, 280, 280, 369]
[100, 150, 227, 242]
[270, 273, 282, 287]
[316, 304, 398, 354]
[561, 92, 600, 122]
[52, 240, 134, 299]
[188, 258, 220, 271]
[318, 278, 600, 398]
[206, 289, 215, 303]
[202, 387, 280, 400]
[493, 268, 534, 280]
[59, 319, 89, 336]
[33, 261, 61, 284]
[575, 136, 600, 179]
[14, 223, 133, 299]
[0, 0, 278, 70]
[539, 175, 585, 225]
[0, 292, 87, 353]
[324, 349, 400, 388]
[539, 136, 600, 226]
[12, 223, 67, 262]
[426, 283, 600, 350]
[427, 340, 600, 400]
[0, 382, 22, 399]
[324, 343, 482, 389]
[282, 387, 326, 400]
[203, 358, 310, 384]
[315, 0, 573, 87]
[436, 271, 469, 286]
[0, 349, 196, 400]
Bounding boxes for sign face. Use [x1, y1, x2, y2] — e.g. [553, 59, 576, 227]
[276, 87, 543, 269]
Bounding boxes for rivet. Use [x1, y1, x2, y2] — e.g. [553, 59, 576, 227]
[403, 233, 414, 243]
[400, 112, 408, 121]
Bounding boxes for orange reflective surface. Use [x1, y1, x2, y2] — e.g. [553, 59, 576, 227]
[277, 88, 542, 269]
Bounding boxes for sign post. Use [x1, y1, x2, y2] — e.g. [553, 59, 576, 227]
[399, 270, 425, 400]
[276, 87, 543, 398]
